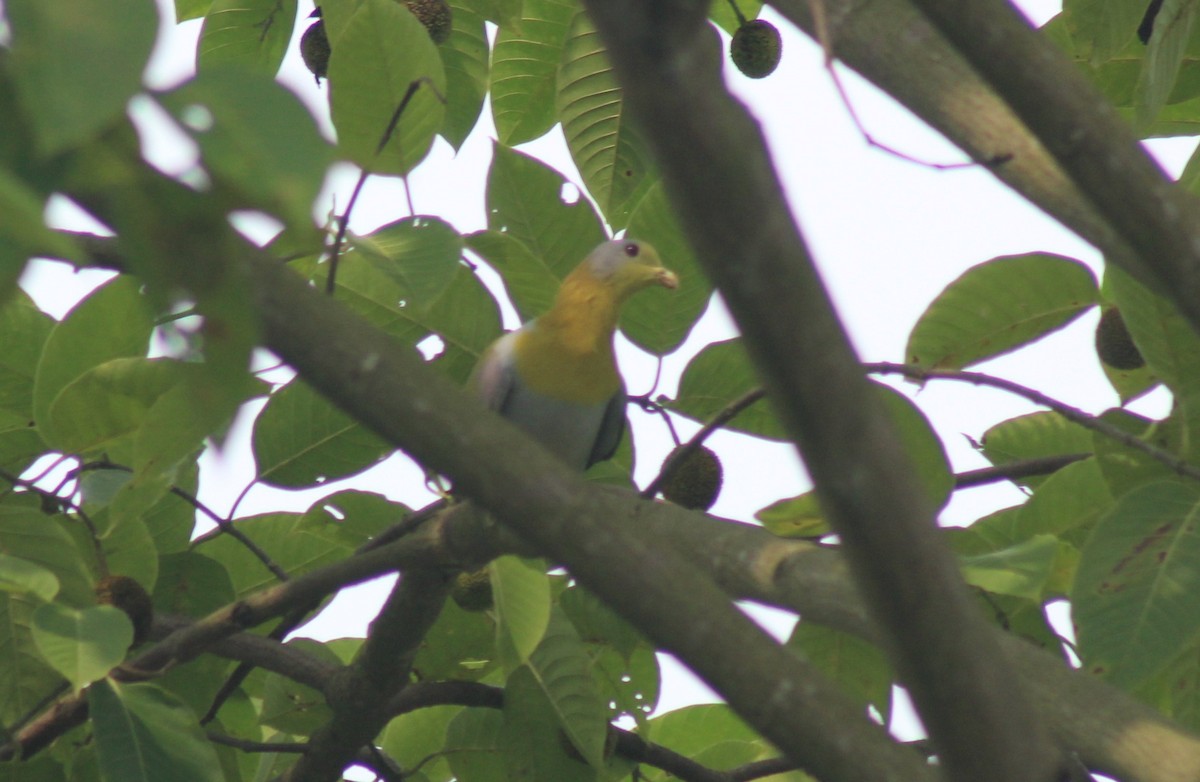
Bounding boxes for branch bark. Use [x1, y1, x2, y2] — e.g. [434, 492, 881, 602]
[577, 3, 1061, 781]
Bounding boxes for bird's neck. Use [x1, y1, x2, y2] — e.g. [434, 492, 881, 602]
[514, 275, 623, 402]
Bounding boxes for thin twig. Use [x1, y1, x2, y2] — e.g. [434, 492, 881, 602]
[954, 453, 1088, 488]
[866, 362, 1200, 482]
[641, 388, 766, 498]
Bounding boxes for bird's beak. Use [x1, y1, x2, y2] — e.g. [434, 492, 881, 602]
[656, 268, 680, 289]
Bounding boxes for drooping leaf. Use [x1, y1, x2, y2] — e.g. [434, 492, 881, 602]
[89, 680, 224, 782]
[493, 556, 552, 668]
[959, 534, 1062, 600]
[197, 0, 297, 74]
[5, 0, 158, 156]
[503, 611, 609, 772]
[442, 0, 491, 149]
[0, 289, 54, 418]
[329, 0, 446, 175]
[1136, 0, 1200, 126]
[1073, 480, 1200, 688]
[906, 253, 1098, 370]
[1110, 266, 1200, 460]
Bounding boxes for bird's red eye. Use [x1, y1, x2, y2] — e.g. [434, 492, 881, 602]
[623, 242, 639, 257]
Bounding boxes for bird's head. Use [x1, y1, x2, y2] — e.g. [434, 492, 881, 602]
[574, 239, 679, 302]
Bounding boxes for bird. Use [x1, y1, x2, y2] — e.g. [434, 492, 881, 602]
[470, 239, 678, 471]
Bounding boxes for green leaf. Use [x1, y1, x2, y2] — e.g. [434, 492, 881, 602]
[297, 490, 406, 548]
[671, 339, 782, 439]
[0, 289, 54, 418]
[5, 0, 158, 156]
[709, 0, 764, 35]
[177, 0, 214, 22]
[875, 382, 954, 511]
[0, 594, 63, 725]
[959, 534, 1061, 600]
[199, 512, 345, 598]
[0, 506, 94, 607]
[252, 377, 392, 488]
[308, 254, 503, 384]
[412, 596, 498, 682]
[491, 0, 578, 145]
[1016, 458, 1114, 544]
[89, 680, 223, 782]
[788, 622, 891, 716]
[152, 552, 236, 618]
[44, 357, 184, 455]
[1073, 480, 1200, 687]
[1062, 0, 1146, 62]
[379, 704, 463, 782]
[643, 704, 761, 779]
[329, 0, 446, 175]
[33, 278, 155, 441]
[755, 491, 828, 538]
[981, 410, 1095, 489]
[906, 253, 1098, 369]
[590, 643, 660, 726]
[505, 611, 609, 771]
[1136, 0, 1200, 125]
[0, 555, 59, 601]
[260, 639, 339, 735]
[1110, 266, 1200, 459]
[556, 10, 657, 229]
[441, 0, 490, 149]
[197, 0, 297, 74]
[31, 603, 131, 691]
[623, 182, 713, 355]
[445, 707, 505, 782]
[158, 69, 334, 235]
[1093, 409, 1178, 497]
[0, 169, 81, 274]
[480, 144, 606, 314]
[353, 216, 464, 310]
[493, 556, 552, 668]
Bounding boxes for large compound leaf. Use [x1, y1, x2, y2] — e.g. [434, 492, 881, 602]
[556, 11, 657, 229]
[491, 0, 578, 145]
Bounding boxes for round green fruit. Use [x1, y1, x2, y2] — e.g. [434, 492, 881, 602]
[1095, 307, 1145, 370]
[731, 19, 782, 79]
[403, 0, 453, 44]
[661, 445, 724, 511]
[300, 19, 330, 82]
[95, 575, 154, 647]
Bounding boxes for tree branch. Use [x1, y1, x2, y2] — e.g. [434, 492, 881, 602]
[577, 3, 1060, 780]
[898, 0, 1200, 334]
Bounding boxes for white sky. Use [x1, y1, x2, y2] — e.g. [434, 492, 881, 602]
[18, 0, 1190, 754]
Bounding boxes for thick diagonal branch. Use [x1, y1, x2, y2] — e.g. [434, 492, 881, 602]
[577, 3, 1061, 781]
